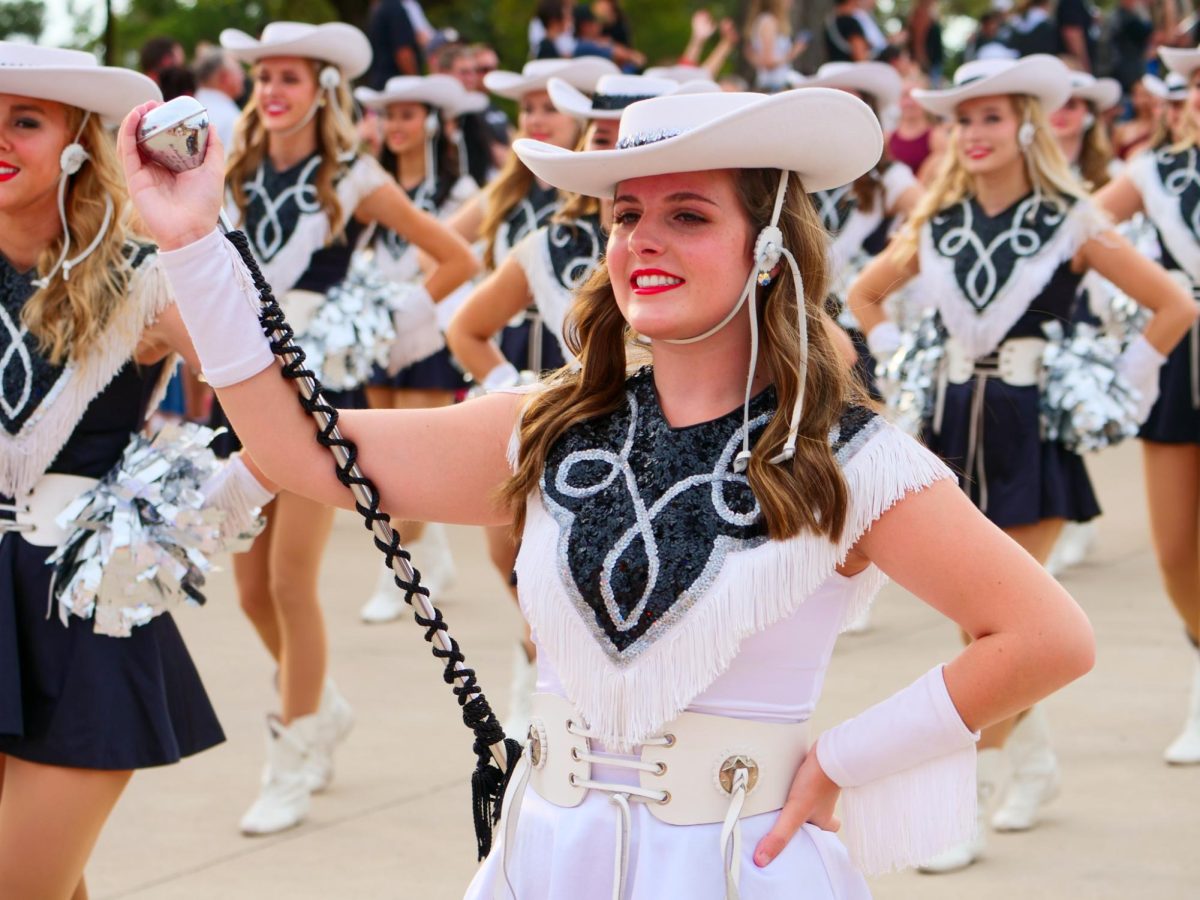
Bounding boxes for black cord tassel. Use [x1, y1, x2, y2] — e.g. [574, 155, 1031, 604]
[222, 229, 519, 859]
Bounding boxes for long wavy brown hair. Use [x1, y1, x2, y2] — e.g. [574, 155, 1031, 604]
[500, 168, 855, 542]
[225, 59, 358, 241]
[24, 108, 132, 364]
[1078, 102, 1114, 190]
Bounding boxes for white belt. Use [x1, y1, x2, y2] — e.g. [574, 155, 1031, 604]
[497, 693, 810, 900]
[936, 338, 1046, 515]
[280, 289, 325, 336]
[0, 474, 98, 548]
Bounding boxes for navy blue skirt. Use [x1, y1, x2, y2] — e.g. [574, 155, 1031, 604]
[1140, 325, 1200, 445]
[499, 318, 567, 375]
[367, 347, 465, 391]
[924, 379, 1100, 529]
[0, 533, 224, 769]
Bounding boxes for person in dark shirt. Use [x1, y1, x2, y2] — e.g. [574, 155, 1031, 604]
[534, 0, 571, 59]
[1008, 0, 1057, 58]
[1057, 0, 1099, 72]
[367, 0, 423, 87]
[1110, 0, 1154, 91]
[826, 0, 870, 62]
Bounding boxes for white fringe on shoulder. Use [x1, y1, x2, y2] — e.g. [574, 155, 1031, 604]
[515, 421, 955, 752]
[1128, 149, 1200, 282]
[0, 251, 174, 499]
[919, 199, 1110, 361]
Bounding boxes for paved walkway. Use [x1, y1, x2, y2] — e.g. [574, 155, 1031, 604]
[88, 442, 1198, 899]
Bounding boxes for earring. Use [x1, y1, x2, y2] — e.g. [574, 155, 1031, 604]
[1018, 121, 1036, 148]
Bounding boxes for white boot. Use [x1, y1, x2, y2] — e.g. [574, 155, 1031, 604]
[1165, 649, 1200, 765]
[359, 524, 457, 623]
[918, 747, 1006, 874]
[991, 706, 1060, 831]
[305, 678, 355, 792]
[240, 713, 319, 835]
[1045, 522, 1095, 577]
[502, 643, 537, 741]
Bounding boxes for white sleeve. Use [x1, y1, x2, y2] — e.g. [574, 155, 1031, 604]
[881, 162, 917, 212]
[340, 154, 394, 215]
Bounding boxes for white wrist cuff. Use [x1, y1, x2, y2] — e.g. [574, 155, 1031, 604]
[482, 362, 521, 392]
[866, 321, 903, 358]
[201, 454, 275, 544]
[1118, 334, 1167, 386]
[156, 229, 276, 388]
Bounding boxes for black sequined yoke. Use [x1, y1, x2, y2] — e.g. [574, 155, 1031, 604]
[1156, 146, 1200, 246]
[931, 194, 1073, 312]
[539, 368, 880, 662]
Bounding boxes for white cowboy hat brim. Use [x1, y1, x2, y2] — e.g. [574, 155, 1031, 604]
[484, 57, 619, 100]
[789, 63, 902, 109]
[354, 75, 463, 111]
[1160, 46, 1200, 79]
[912, 54, 1072, 118]
[548, 76, 718, 120]
[0, 44, 160, 124]
[220, 23, 372, 80]
[513, 89, 882, 199]
[1070, 76, 1121, 111]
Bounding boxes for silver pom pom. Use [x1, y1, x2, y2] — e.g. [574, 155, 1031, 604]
[298, 256, 399, 390]
[877, 309, 946, 438]
[47, 423, 267, 638]
[1039, 321, 1141, 453]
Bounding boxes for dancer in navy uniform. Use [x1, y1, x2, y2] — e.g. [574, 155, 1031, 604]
[850, 55, 1195, 871]
[351, 74, 487, 624]
[125, 84, 1095, 899]
[215, 21, 476, 835]
[1095, 43, 1200, 767]
[0, 43, 273, 898]
[791, 62, 924, 404]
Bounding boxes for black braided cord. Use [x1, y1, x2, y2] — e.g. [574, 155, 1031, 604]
[222, 230, 522, 859]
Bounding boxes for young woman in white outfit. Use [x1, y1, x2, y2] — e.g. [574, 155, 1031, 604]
[214, 21, 476, 835]
[122, 83, 1096, 898]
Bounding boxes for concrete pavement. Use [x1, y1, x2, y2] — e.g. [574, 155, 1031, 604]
[88, 441, 1199, 899]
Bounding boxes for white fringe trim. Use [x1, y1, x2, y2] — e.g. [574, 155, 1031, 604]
[839, 741, 977, 875]
[515, 421, 954, 751]
[0, 251, 174, 498]
[919, 199, 1109, 361]
[1129, 149, 1200, 282]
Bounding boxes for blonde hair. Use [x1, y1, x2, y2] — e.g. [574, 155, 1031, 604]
[226, 59, 358, 242]
[24, 108, 132, 364]
[500, 168, 856, 543]
[893, 95, 1088, 264]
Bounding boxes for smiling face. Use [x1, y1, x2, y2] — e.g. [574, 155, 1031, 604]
[954, 94, 1024, 177]
[382, 100, 431, 156]
[518, 89, 578, 148]
[608, 170, 755, 342]
[0, 93, 71, 221]
[252, 56, 320, 135]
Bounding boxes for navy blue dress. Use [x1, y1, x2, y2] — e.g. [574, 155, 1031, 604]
[920, 195, 1101, 529]
[0, 247, 224, 769]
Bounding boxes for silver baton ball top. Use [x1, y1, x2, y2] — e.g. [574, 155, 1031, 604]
[135, 95, 211, 172]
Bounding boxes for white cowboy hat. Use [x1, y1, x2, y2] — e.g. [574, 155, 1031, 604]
[483, 57, 619, 100]
[513, 89, 882, 199]
[1160, 45, 1200, 80]
[787, 62, 902, 109]
[912, 54, 1072, 118]
[547, 73, 718, 120]
[1068, 72, 1121, 111]
[0, 41, 160, 124]
[355, 74, 487, 117]
[1143, 72, 1187, 102]
[644, 65, 712, 84]
[220, 22, 372, 80]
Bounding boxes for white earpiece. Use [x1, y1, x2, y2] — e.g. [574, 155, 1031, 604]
[1083, 112, 1096, 131]
[318, 66, 341, 91]
[753, 225, 783, 286]
[424, 113, 441, 138]
[1018, 120, 1036, 149]
[60, 143, 89, 175]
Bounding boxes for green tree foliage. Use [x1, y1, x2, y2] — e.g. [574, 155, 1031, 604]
[0, 0, 45, 41]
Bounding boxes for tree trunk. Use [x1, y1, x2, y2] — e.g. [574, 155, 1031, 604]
[104, 0, 116, 65]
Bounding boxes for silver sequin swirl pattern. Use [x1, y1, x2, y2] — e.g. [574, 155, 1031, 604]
[243, 156, 323, 262]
